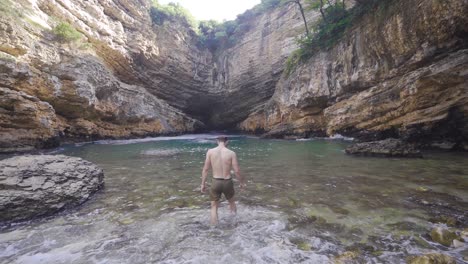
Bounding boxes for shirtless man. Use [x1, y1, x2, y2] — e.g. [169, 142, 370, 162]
[201, 136, 246, 225]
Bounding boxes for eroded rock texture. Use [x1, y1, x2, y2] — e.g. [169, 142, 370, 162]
[240, 0, 468, 149]
[0, 155, 104, 223]
[0, 0, 207, 152]
[0, 0, 467, 151]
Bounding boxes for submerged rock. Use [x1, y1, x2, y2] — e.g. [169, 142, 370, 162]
[345, 138, 423, 158]
[407, 253, 455, 264]
[0, 155, 104, 223]
[430, 226, 458, 247]
[333, 251, 360, 264]
[429, 215, 459, 227]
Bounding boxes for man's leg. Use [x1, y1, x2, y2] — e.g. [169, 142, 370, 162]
[226, 180, 237, 214]
[228, 197, 237, 214]
[210, 201, 219, 225]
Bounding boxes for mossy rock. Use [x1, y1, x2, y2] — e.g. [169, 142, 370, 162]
[430, 227, 458, 247]
[429, 215, 459, 227]
[406, 253, 455, 264]
[289, 237, 311, 251]
[413, 236, 433, 249]
[333, 251, 360, 264]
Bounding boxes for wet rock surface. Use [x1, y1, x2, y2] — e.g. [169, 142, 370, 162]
[345, 138, 423, 158]
[430, 227, 459, 247]
[0, 155, 104, 223]
[407, 253, 456, 264]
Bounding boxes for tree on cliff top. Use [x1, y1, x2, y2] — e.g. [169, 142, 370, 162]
[283, 0, 311, 36]
[150, 0, 197, 30]
[285, 0, 394, 76]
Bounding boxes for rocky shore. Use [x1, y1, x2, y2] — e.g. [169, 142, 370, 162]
[0, 155, 104, 224]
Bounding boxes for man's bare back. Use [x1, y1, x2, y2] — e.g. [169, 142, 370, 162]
[209, 147, 237, 179]
[201, 136, 246, 225]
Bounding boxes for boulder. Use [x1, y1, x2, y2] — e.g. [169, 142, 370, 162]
[345, 138, 423, 158]
[0, 155, 104, 223]
[430, 226, 458, 247]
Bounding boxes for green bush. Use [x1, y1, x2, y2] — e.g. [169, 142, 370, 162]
[53, 22, 82, 42]
[285, 0, 394, 76]
[149, 0, 284, 52]
[150, 0, 197, 30]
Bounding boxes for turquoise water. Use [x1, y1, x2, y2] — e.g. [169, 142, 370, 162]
[1, 134, 467, 263]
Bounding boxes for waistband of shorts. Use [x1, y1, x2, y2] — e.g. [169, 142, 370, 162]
[213, 177, 232, 180]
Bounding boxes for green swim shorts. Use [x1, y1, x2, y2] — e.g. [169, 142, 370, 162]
[210, 178, 235, 201]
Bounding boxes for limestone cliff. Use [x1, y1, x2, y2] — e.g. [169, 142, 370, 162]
[0, 0, 209, 152]
[240, 0, 468, 149]
[1, 0, 467, 152]
[205, 4, 316, 128]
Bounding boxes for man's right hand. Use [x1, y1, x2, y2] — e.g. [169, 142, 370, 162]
[201, 183, 206, 193]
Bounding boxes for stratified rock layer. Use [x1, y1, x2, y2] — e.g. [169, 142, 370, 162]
[240, 0, 468, 149]
[0, 87, 61, 152]
[0, 155, 104, 223]
[0, 0, 467, 152]
[0, 0, 207, 152]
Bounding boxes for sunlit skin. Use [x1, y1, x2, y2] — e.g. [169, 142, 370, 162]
[201, 138, 246, 225]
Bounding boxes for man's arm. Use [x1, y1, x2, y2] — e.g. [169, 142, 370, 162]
[201, 150, 211, 193]
[232, 152, 246, 190]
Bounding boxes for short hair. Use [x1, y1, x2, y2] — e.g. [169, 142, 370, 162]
[216, 136, 228, 142]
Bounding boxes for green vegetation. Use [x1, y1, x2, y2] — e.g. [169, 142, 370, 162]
[285, 0, 394, 76]
[150, 0, 197, 30]
[52, 22, 82, 42]
[150, 0, 285, 52]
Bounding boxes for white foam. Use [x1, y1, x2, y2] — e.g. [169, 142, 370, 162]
[327, 134, 354, 141]
[140, 149, 182, 156]
[94, 134, 248, 145]
[296, 138, 314, 141]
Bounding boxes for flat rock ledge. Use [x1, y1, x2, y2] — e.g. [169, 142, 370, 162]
[345, 138, 423, 158]
[0, 155, 104, 223]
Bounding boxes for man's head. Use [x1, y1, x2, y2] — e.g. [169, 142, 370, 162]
[216, 136, 228, 145]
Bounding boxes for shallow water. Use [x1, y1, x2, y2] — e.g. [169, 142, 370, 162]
[1, 134, 467, 263]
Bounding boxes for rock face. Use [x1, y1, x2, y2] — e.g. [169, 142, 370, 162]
[240, 0, 468, 149]
[0, 0, 467, 151]
[345, 138, 422, 157]
[0, 0, 207, 152]
[0, 155, 104, 223]
[0, 0, 313, 151]
[0, 87, 61, 152]
[206, 4, 314, 128]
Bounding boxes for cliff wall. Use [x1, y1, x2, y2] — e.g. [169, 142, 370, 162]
[240, 0, 468, 149]
[1, 0, 467, 152]
[0, 0, 210, 151]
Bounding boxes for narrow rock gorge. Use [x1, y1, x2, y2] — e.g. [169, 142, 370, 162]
[1, 0, 467, 152]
